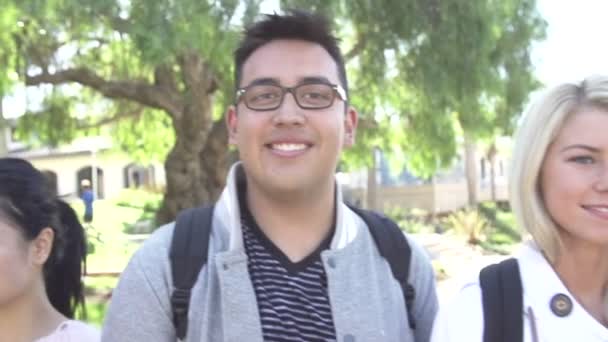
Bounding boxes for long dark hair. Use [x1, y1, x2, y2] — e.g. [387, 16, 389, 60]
[0, 158, 87, 318]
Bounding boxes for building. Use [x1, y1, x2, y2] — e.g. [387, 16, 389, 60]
[341, 147, 510, 214]
[3, 124, 164, 200]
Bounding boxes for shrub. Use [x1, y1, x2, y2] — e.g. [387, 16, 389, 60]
[384, 206, 436, 234]
[113, 189, 162, 211]
[113, 189, 162, 234]
[442, 208, 489, 245]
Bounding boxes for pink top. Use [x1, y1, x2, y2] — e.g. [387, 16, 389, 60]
[36, 320, 100, 342]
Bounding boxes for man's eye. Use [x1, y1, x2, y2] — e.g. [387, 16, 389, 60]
[304, 92, 324, 99]
[259, 93, 278, 99]
[250, 92, 279, 102]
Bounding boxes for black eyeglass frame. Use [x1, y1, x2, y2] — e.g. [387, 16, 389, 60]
[235, 82, 348, 111]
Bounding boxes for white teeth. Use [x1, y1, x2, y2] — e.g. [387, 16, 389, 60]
[585, 206, 608, 213]
[272, 143, 306, 152]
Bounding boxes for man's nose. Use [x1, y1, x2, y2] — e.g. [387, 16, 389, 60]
[272, 91, 305, 125]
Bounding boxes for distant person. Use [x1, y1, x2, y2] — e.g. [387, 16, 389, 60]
[0, 157, 99, 341]
[80, 179, 94, 223]
[103, 10, 438, 342]
[431, 76, 608, 341]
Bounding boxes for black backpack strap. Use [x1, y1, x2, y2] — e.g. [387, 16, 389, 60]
[347, 205, 416, 330]
[479, 258, 523, 342]
[169, 205, 214, 340]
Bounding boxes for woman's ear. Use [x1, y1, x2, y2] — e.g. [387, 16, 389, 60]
[30, 227, 54, 265]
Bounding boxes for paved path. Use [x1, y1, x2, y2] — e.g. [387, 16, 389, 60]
[414, 233, 511, 304]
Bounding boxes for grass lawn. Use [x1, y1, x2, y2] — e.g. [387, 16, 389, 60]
[70, 190, 161, 326]
[72, 199, 144, 274]
[478, 201, 522, 254]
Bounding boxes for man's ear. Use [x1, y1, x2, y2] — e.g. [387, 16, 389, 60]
[30, 227, 54, 266]
[343, 106, 358, 147]
[226, 106, 238, 145]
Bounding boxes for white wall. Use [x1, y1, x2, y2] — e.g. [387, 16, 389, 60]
[25, 151, 164, 200]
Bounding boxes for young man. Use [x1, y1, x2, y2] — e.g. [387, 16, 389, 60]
[102, 10, 438, 342]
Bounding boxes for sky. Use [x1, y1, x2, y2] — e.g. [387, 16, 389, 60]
[532, 0, 608, 87]
[4, 0, 608, 118]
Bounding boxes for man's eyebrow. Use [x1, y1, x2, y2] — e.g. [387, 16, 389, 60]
[560, 144, 601, 153]
[247, 78, 280, 86]
[299, 76, 331, 84]
[244, 76, 333, 87]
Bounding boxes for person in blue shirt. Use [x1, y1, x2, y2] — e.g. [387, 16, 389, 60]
[80, 179, 94, 223]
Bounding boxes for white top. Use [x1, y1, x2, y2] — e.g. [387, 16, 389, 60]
[431, 243, 608, 341]
[36, 320, 100, 342]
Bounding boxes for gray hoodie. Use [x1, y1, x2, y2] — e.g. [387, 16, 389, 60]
[102, 163, 438, 342]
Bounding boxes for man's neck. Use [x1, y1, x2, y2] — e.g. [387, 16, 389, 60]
[244, 179, 337, 263]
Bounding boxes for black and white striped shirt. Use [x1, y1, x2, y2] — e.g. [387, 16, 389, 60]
[241, 205, 337, 342]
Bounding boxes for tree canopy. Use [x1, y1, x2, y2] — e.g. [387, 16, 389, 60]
[284, 0, 545, 177]
[4, 0, 546, 220]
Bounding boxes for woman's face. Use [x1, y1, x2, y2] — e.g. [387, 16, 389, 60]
[0, 217, 36, 308]
[540, 107, 608, 247]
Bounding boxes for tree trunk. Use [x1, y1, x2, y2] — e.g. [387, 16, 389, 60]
[366, 147, 379, 211]
[487, 142, 497, 201]
[23, 54, 232, 225]
[464, 133, 478, 206]
[155, 120, 229, 224]
[155, 53, 229, 224]
[0, 100, 7, 157]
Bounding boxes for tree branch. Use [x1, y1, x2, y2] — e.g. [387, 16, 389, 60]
[357, 116, 377, 130]
[345, 35, 368, 62]
[26, 68, 184, 118]
[178, 51, 217, 94]
[109, 17, 131, 34]
[77, 107, 143, 130]
[154, 64, 178, 92]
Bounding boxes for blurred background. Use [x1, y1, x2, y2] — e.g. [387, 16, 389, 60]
[1, 0, 607, 325]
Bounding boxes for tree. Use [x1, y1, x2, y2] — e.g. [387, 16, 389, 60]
[0, 101, 7, 157]
[0, 1, 19, 95]
[0, 1, 22, 157]
[9, 0, 261, 223]
[8, 0, 545, 223]
[284, 0, 546, 205]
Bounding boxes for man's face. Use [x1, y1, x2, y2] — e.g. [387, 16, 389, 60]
[227, 39, 357, 197]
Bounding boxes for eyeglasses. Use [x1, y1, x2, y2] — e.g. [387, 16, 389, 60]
[236, 82, 347, 111]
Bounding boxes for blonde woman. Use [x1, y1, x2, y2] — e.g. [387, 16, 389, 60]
[431, 76, 608, 342]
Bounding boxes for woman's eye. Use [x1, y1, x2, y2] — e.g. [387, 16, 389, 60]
[568, 156, 595, 164]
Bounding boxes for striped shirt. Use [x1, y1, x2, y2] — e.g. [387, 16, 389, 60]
[241, 203, 337, 342]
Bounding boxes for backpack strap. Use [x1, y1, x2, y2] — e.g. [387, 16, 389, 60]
[347, 205, 416, 330]
[479, 258, 523, 342]
[169, 205, 214, 340]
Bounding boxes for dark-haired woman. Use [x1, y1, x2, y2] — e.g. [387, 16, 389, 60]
[0, 158, 99, 341]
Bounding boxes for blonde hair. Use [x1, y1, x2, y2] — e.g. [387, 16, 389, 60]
[509, 76, 608, 262]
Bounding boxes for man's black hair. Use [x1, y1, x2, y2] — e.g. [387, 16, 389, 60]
[234, 10, 348, 97]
